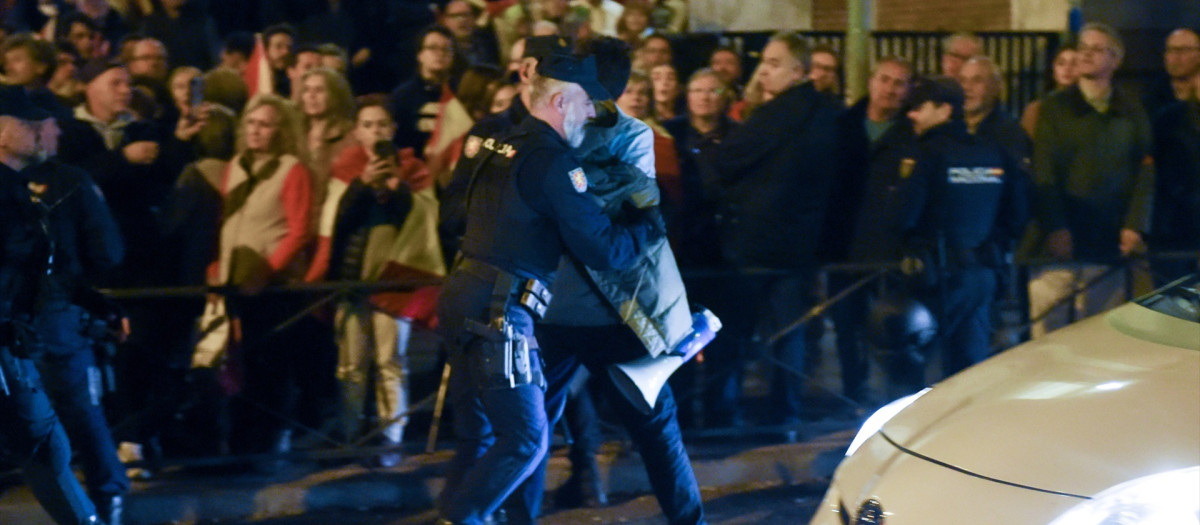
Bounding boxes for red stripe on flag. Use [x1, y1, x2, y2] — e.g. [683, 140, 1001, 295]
[244, 33, 273, 99]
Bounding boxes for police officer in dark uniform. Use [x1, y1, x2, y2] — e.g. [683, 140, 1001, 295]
[23, 93, 130, 524]
[0, 87, 107, 525]
[896, 76, 1029, 389]
[439, 35, 568, 267]
[435, 53, 662, 525]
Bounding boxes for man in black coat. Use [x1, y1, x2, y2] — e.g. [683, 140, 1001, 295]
[821, 56, 916, 404]
[1150, 74, 1200, 285]
[715, 31, 840, 426]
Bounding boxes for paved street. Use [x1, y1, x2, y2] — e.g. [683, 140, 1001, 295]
[221, 480, 832, 524]
[1, 325, 868, 525]
[0, 426, 854, 525]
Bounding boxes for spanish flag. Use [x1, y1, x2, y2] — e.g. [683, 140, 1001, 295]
[243, 33, 274, 98]
[425, 84, 474, 188]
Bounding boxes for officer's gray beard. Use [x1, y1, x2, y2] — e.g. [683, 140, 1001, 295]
[564, 106, 587, 148]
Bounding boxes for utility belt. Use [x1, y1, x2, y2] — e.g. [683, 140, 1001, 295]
[456, 257, 551, 390]
[456, 257, 552, 320]
[902, 240, 1003, 289]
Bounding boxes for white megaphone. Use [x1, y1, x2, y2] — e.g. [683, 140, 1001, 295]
[608, 308, 722, 414]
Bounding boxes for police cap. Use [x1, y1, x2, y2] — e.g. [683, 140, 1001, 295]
[536, 53, 611, 102]
[907, 75, 964, 111]
[0, 85, 52, 121]
[524, 35, 570, 60]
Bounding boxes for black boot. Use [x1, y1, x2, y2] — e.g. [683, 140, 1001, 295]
[554, 459, 607, 508]
[95, 494, 123, 525]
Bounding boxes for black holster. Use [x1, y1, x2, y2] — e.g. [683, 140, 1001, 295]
[454, 258, 552, 390]
[465, 317, 543, 390]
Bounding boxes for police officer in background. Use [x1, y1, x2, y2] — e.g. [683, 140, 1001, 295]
[435, 52, 662, 525]
[896, 76, 1029, 390]
[0, 87, 107, 525]
[22, 90, 129, 524]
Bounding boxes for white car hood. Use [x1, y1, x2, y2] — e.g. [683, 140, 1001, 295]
[880, 302, 1200, 497]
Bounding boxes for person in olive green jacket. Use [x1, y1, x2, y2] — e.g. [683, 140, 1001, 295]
[1025, 22, 1154, 338]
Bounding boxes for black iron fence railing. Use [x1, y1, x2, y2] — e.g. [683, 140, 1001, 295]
[668, 30, 1063, 117]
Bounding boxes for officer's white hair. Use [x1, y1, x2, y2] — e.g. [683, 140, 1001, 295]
[530, 76, 579, 108]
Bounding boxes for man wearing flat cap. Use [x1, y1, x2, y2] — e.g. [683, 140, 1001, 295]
[57, 59, 179, 290]
[892, 75, 1029, 391]
[434, 51, 663, 525]
[0, 85, 113, 525]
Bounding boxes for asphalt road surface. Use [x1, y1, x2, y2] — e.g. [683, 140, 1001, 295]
[212, 479, 832, 524]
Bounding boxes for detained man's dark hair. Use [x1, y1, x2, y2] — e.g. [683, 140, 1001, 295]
[579, 36, 632, 128]
[581, 36, 632, 102]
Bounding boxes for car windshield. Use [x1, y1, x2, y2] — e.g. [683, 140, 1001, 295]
[1136, 274, 1200, 324]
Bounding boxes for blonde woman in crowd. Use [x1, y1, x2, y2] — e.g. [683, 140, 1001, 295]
[210, 93, 313, 466]
[299, 67, 357, 220]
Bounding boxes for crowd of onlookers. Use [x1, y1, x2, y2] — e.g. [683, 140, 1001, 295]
[0, 0, 1196, 473]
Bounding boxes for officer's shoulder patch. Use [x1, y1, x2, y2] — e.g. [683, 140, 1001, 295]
[568, 167, 587, 193]
[463, 135, 483, 159]
[899, 158, 916, 179]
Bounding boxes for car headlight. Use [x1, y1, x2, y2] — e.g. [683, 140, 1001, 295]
[1048, 466, 1199, 525]
[844, 388, 931, 457]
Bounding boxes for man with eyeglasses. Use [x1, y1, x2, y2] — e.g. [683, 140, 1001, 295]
[440, 1, 501, 75]
[389, 26, 467, 164]
[1025, 22, 1154, 338]
[120, 36, 178, 131]
[1147, 28, 1200, 115]
[1149, 30, 1200, 286]
[940, 32, 983, 79]
[808, 44, 842, 106]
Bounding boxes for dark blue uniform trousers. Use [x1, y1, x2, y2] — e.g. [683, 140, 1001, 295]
[2, 351, 98, 524]
[437, 271, 549, 525]
[33, 303, 129, 501]
[923, 267, 997, 381]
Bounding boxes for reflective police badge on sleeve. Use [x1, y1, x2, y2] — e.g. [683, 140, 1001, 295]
[463, 135, 483, 158]
[568, 167, 587, 193]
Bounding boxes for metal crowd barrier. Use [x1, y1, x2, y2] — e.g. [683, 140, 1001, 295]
[92, 251, 1196, 467]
